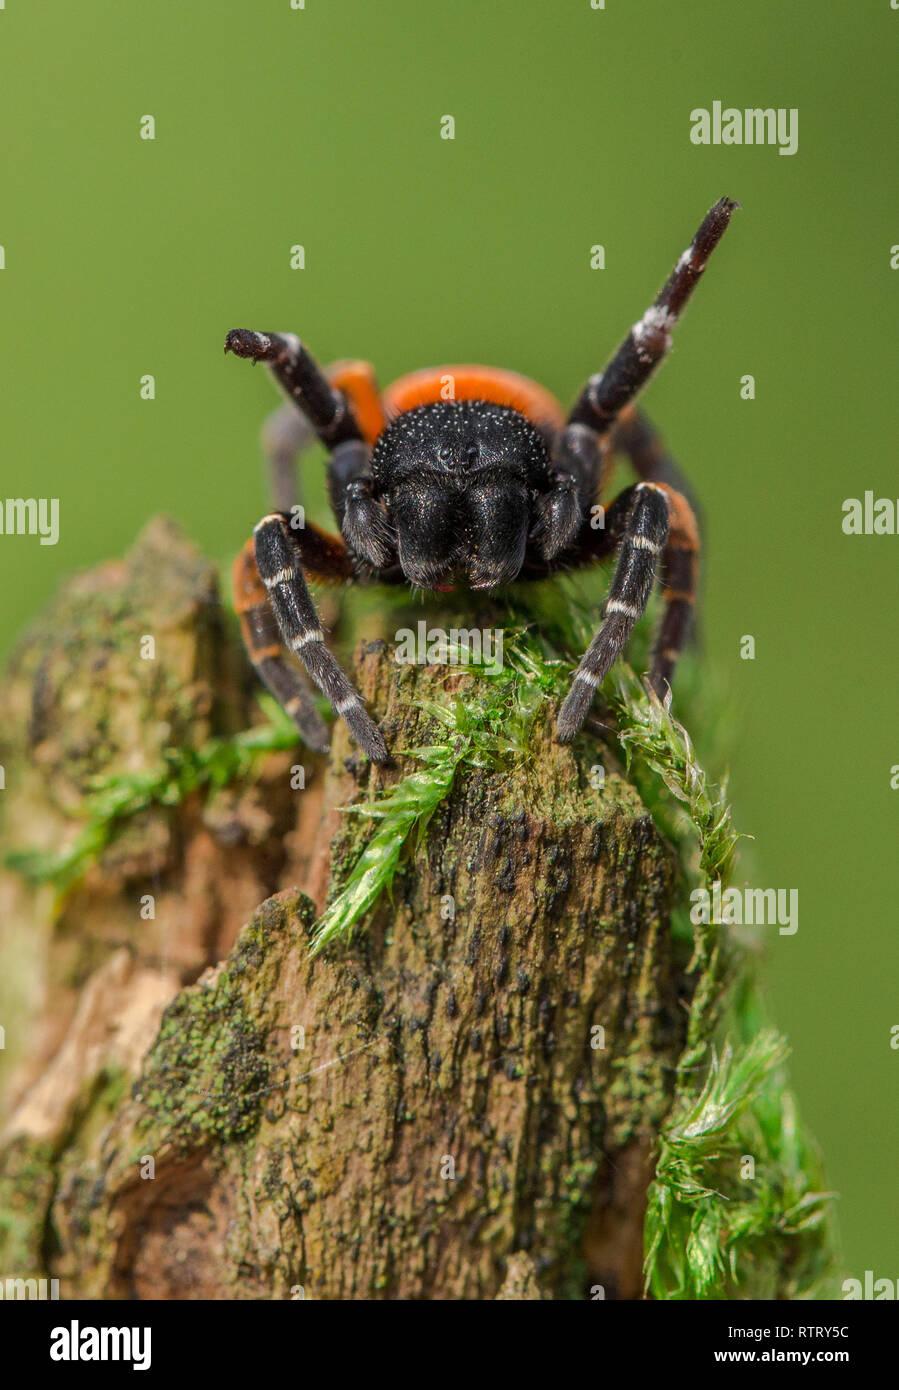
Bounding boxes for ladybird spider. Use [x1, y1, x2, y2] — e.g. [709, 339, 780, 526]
[226, 196, 737, 766]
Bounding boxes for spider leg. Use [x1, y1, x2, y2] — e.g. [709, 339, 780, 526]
[248, 353, 387, 513]
[224, 329, 364, 447]
[607, 404, 704, 668]
[609, 404, 701, 523]
[556, 482, 670, 743]
[233, 538, 330, 752]
[646, 482, 700, 696]
[226, 330, 396, 570]
[252, 512, 390, 764]
[260, 403, 316, 513]
[525, 424, 600, 563]
[568, 197, 738, 438]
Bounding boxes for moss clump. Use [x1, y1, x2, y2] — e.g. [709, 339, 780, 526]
[0, 1136, 57, 1272]
[136, 995, 269, 1150]
[5, 697, 300, 897]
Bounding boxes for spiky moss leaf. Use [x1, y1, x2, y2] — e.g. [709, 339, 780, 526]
[643, 1028, 836, 1299]
[669, 1032, 790, 1154]
[310, 751, 460, 955]
[309, 639, 551, 955]
[607, 666, 741, 891]
[5, 695, 298, 898]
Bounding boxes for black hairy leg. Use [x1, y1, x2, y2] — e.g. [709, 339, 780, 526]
[567, 197, 738, 439]
[556, 482, 670, 742]
[224, 329, 364, 448]
[251, 513, 390, 764]
[232, 536, 330, 752]
[646, 481, 700, 696]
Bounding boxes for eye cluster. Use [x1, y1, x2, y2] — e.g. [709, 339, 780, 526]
[437, 440, 480, 467]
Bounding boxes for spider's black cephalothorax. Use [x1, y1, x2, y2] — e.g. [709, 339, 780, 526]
[366, 400, 554, 591]
[226, 196, 738, 765]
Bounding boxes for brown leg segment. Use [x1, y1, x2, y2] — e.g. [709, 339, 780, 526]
[610, 405, 701, 522]
[596, 401, 705, 697]
[649, 482, 700, 696]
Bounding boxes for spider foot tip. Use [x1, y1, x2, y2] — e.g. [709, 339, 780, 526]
[224, 328, 267, 361]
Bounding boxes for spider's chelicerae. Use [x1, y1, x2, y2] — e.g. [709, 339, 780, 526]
[226, 196, 737, 765]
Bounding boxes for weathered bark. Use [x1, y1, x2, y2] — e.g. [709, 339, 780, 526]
[0, 519, 689, 1300]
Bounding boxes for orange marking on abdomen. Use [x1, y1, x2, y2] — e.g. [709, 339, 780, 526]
[326, 360, 387, 446]
[382, 365, 566, 433]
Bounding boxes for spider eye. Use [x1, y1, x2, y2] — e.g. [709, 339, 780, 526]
[436, 442, 479, 466]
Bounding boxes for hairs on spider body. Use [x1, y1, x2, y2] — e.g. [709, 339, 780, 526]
[225, 196, 738, 765]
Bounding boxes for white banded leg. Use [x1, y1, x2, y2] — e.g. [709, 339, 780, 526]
[568, 198, 738, 437]
[556, 483, 670, 742]
[253, 513, 389, 764]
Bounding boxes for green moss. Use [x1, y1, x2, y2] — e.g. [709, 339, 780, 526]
[137, 998, 268, 1150]
[132, 897, 312, 1151]
[611, 662, 839, 1300]
[0, 1136, 57, 1272]
[5, 695, 300, 898]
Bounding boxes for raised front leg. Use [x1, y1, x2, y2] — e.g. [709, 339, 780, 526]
[567, 197, 738, 439]
[226, 330, 394, 567]
[225, 329, 364, 448]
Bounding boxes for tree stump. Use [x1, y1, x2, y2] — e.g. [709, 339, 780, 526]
[0, 519, 691, 1299]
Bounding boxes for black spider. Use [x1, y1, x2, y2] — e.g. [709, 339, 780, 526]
[226, 196, 738, 765]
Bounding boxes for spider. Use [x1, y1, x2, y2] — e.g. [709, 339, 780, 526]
[225, 196, 737, 766]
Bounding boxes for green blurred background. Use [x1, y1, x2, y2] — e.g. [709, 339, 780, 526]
[1, 1, 896, 1284]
